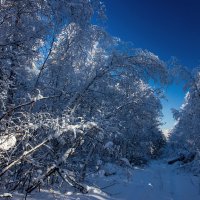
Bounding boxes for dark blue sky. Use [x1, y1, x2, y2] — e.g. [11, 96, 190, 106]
[103, 0, 200, 67]
[102, 0, 200, 130]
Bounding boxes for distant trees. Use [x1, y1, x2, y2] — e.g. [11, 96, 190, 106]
[0, 0, 167, 195]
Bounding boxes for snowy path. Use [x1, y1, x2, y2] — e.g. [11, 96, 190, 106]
[102, 161, 200, 200]
[13, 160, 200, 200]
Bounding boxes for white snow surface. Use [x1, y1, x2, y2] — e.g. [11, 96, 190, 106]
[11, 160, 200, 200]
[0, 135, 16, 151]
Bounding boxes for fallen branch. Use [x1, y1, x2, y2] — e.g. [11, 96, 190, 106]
[168, 155, 185, 165]
[168, 152, 196, 165]
[25, 165, 58, 193]
[0, 139, 49, 177]
[57, 169, 87, 193]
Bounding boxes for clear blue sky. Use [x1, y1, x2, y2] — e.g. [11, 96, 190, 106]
[100, 0, 200, 130]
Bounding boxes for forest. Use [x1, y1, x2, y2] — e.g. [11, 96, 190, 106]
[0, 1, 200, 199]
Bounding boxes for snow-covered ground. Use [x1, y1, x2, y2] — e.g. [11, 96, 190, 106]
[11, 160, 200, 200]
[86, 160, 200, 200]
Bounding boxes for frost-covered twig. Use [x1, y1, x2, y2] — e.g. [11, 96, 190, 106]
[34, 37, 55, 88]
[0, 94, 61, 121]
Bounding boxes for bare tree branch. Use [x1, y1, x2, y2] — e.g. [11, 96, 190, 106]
[34, 37, 55, 88]
[0, 139, 49, 177]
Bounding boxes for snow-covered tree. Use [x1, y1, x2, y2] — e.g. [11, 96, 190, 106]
[38, 22, 168, 165]
[0, 0, 168, 195]
[169, 67, 200, 173]
[170, 71, 200, 151]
